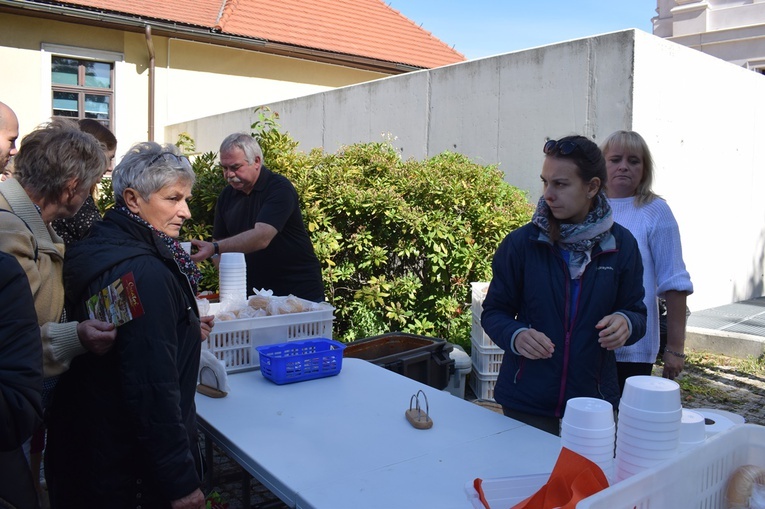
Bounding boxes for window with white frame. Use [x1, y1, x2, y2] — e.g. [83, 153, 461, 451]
[51, 56, 114, 128]
[42, 44, 122, 131]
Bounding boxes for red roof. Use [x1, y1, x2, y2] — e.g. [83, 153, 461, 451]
[40, 0, 466, 69]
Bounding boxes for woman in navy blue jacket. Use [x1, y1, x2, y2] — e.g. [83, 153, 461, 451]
[481, 135, 647, 435]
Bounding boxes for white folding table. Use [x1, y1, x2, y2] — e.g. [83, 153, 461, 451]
[195, 357, 562, 508]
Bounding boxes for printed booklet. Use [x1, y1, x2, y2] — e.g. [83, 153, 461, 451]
[86, 272, 145, 326]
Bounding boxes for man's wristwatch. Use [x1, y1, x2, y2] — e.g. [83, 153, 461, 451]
[212, 241, 220, 256]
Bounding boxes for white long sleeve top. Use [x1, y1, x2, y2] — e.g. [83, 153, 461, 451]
[608, 196, 694, 363]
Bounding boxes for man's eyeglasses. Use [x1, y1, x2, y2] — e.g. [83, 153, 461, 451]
[543, 139, 583, 157]
[149, 152, 191, 168]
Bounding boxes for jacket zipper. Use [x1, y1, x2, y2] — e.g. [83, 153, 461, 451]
[554, 246, 618, 413]
[555, 261, 574, 418]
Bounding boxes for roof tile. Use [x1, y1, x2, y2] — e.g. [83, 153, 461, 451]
[49, 0, 465, 68]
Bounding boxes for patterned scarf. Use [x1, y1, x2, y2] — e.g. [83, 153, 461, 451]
[531, 192, 613, 279]
[113, 205, 202, 293]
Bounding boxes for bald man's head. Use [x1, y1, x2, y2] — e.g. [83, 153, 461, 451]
[0, 102, 19, 170]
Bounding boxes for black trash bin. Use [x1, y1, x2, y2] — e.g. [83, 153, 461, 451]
[343, 332, 454, 390]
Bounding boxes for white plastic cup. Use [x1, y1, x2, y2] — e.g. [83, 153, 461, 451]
[616, 421, 680, 443]
[621, 376, 681, 413]
[561, 440, 614, 458]
[180, 242, 192, 254]
[562, 397, 615, 431]
[619, 402, 683, 427]
[219, 281, 246, 289]
[561, 421, 615, 440]
[219, 252, 246, 266]
[615, 458, 649, 477]
[219, 277, 246, 283]
[616, 447, 675, 467]
[560, 431, 616, 448]
[219, 268, 247, 275]
[616, 434, 679, 455]
[679, 409, 706, 445]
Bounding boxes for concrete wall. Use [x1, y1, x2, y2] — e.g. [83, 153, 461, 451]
[166, 29, 765, 314]
[168, 30, 638, 199]
[632, 30, 765, 312]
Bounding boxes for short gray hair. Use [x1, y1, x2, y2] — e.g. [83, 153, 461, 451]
[14, 119, 107, 202]
[112, 142, 195, 206]
[220, 133, 263, 164]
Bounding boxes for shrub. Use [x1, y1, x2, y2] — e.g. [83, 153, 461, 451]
[251, 109, 533, 350]
[98, 110, 533, 351]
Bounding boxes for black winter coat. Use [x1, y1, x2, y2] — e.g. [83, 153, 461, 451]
[46, 210, 202, 508]
[0, 252, 43, 509]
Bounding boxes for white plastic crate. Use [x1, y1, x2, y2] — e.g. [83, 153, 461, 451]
[204, 304, 334, 373]
[472, 316, 498, 348]
[465, 473, 550, 509]
[471, 281, 489, 319]
[470, 368, 498, 401]
[577, 423, 765, 509]
[471, 340, 504, 376]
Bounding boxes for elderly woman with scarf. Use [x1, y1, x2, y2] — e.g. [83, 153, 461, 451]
[481, 135, 647, 436]
[46, 143, 208, 509]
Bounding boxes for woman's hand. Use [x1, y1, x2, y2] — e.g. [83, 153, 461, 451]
[662, 351, 684, 380]
[200, 315, 215, 342]
[596, 314, 629, 350]
[514, 329, 554, 360]
[77, 319, 117, 355]
[170, 488, 205, 509]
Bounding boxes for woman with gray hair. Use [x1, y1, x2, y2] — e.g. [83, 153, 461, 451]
[0, 119, 117, 507]
[46, 142, 207, 509]
[0, 119, 116, 377]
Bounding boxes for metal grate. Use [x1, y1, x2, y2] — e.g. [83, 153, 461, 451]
[688, 298, 765, 334]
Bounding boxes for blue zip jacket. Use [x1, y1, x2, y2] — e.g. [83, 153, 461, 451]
[481, 222, 646, 418]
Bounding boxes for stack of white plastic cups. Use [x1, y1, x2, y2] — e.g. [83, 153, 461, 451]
[678, 409, 706, 452]
[561, 397, 616, 482]
[615, 376, 682, 482]
[218, 252, 247, 304]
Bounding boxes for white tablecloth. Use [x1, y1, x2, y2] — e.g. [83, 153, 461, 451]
[195, 357, 562, 508]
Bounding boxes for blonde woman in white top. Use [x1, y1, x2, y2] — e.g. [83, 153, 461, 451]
[601, 131, 693, 390]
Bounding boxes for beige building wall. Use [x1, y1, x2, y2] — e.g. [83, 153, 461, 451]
[654, 0, 765, 70]
[0, 11, 386, 157]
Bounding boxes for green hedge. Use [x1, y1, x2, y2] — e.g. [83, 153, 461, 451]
[101, 109, 533, 351]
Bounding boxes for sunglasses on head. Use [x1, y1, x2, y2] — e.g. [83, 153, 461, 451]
[543, 139, 583, 156]
[149, 152, 191, 168]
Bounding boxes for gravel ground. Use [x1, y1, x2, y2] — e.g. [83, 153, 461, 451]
[664, 350, 765, 426]
[204, 349, 765, 508]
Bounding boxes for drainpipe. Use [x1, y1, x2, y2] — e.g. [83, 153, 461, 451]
[145, 25, 155, 141]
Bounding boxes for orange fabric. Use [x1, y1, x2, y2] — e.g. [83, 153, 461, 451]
[510, 447, 609, 509]
[473, 478, 491, 509]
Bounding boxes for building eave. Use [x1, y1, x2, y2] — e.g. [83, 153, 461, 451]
[0, 0, 424, 74]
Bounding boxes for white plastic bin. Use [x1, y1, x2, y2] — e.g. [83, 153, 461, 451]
[577, 423, 763, 508]
[205, 302, 335, 372]
[444, 344, 472, 398]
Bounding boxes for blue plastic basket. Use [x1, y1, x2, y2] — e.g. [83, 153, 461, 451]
[256, 338, 346, 385]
